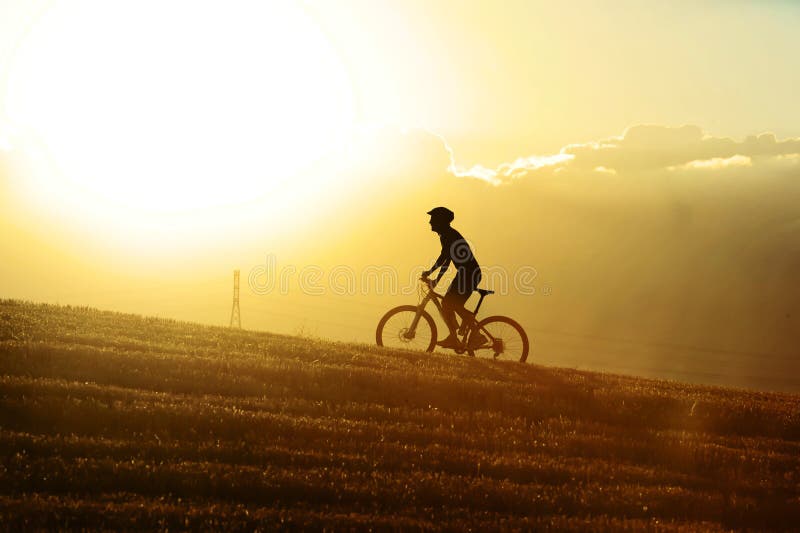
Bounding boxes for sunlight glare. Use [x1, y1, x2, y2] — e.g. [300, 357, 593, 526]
[5, 0, 354, 214]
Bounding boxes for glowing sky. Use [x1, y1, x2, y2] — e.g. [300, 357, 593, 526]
[1, 0, 799, 390]
[303, 0, 800, 163]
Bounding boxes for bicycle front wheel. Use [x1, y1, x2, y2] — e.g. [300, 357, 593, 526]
[469, 315, 529, 362]
[376, 305, 438, 353]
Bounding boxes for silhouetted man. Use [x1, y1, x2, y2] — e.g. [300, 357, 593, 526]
[421, 207, 485, 349]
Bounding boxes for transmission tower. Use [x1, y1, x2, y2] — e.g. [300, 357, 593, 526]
[230, 269, 241, 329]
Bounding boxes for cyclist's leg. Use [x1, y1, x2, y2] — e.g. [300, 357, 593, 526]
[461, 269, 487, 348]
[441, 291, 463, 340]
[455, 269, 481, 324]
[441, 273, 472, 342]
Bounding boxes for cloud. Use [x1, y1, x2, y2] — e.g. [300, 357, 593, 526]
[671, 154, 752, 171]
[439, 124, 800, 184]
[425, 128, 573, 185]
[593, 166, 617, 175]
[562, 124, 800, 176]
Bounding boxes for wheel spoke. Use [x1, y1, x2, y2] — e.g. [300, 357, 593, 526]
[377, 307, 436, 352]
[471, 316, 529, 362]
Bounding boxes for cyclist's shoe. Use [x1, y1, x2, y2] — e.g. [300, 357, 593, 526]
[467, 332, 488, 349]
[437, 336, 461, 349]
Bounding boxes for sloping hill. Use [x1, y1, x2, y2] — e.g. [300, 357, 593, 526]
[1, 300, 798, 530]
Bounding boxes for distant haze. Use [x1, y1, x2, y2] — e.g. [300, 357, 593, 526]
[1, 1, 799, 391]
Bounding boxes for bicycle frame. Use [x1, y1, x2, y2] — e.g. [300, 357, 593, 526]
[408, 281, 490, 343]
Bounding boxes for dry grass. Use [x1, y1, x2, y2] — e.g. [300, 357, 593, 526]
[1, 299, 798, 530]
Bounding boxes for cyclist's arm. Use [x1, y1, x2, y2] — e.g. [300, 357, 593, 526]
[423, 252, 450, 283]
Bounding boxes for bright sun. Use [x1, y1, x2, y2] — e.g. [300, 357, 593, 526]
[5, 0, 355, 214]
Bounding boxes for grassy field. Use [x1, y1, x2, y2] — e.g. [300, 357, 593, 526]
[1, 300, 799, 531]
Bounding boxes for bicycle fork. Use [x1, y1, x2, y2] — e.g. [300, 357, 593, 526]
[404, 293, 435, 340]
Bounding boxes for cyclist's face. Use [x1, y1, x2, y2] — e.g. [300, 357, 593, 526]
[429, 216, 447, 233]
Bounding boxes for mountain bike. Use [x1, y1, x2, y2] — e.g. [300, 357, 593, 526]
[376, 278, 529, 362]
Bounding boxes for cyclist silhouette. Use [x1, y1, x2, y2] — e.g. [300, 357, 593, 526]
[421, 207, 486, 349]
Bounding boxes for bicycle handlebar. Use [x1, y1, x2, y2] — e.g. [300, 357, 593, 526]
[419, 277, 438, 295]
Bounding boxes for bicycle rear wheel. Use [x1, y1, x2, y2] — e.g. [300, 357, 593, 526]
[469, 315, 529, 362]
[376, 305, 437, 353]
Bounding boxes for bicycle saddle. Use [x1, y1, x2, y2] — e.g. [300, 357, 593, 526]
[476, 288, 495, 296]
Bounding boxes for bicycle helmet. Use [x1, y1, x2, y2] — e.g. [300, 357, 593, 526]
[427, 206, 454, 223]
